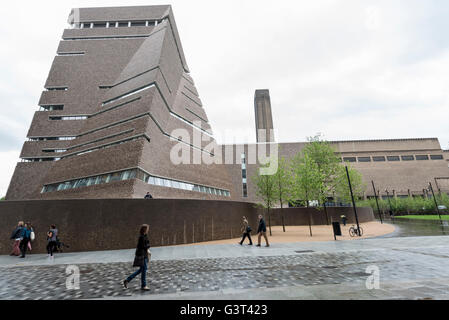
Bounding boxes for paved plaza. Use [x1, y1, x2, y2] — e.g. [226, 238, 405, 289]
[1, 222, 449, 300]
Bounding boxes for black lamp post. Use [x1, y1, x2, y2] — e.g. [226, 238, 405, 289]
[429, 182, 442, 225]
[345, 166, 361, 236]
[371, 181, 383, 224]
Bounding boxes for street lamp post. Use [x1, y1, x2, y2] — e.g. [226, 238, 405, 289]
[429, 182, 442, 225]
[345, 166, 361, 236]
[371, 181, 383, 224]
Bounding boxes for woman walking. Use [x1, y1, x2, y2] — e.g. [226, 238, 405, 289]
[19, 223, 32, 258]
[239, 216, 253, 245]
[123, 224, 151, 291]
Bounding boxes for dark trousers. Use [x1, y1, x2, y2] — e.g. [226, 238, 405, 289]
[20, 238, 29, 257]
[47, 241, 56, 256]
[240, 232, 253, 245]
[127, 257, 149, 288]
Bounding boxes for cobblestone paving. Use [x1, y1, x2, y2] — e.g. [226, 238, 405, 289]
[2, 245, 449, 300]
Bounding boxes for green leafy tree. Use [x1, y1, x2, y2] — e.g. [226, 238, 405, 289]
[0, 196, 4, 201]
[252, 161, 278, 236]
[302, 135, 341, 224]
[290, 152, 324, 236]
[273, 156, 291, 232]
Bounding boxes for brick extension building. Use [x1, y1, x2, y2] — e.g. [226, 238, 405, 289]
[5, 5, 449, 202]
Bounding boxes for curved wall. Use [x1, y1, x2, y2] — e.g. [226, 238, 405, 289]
[0, 199, 374, 254]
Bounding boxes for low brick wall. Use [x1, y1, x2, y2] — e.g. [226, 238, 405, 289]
[0, 199, 374, 254]
[268, 206, 375, 226]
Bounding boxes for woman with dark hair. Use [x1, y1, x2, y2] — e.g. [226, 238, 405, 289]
[123, 224, 151, 291]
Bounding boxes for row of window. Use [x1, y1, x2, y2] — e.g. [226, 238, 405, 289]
[71, 20, 164, 29]
[342, 154, 444, 163]
[49, 115, 88, 121]
[28, 137, 76, 141]
[142, 172, 230, 197]
[42, 169, 138, 193]
[41, 168, 231, 197]
[170, 112, 213, 138]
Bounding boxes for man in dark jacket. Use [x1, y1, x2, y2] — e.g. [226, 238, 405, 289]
[19, 223, 31, 258]
[144, 192, 153, 199]
[10, 221, 24, 256]
[256, 215, 270, 247]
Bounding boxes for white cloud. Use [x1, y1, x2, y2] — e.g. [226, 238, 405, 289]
[1, 0, 449, 196]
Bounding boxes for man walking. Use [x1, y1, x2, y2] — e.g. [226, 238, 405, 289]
[256, 215, 270, 247]
[10, 221, 24, 256]
[239, 216, 253, 245]
[19, 223, 32, 258]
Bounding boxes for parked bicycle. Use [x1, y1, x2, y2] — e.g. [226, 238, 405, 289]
[349, 225, 363, 237]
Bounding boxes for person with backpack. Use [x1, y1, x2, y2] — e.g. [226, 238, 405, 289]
[46, 225, 58, 259]
[123, 224, 151, 291]
[19, 223, 32, 258]
[256, 215, 270, 247]
[10, 221, 24, 256]
[239, 216, 253, 245]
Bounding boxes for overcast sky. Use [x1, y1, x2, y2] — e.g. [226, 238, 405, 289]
[1, 0, 449, 196]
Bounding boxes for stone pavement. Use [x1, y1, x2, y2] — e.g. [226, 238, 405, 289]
[1, 233, 449, 300]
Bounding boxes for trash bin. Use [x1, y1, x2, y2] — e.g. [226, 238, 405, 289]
[332, 222, 342, 239]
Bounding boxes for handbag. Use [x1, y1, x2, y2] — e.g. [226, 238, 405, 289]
[133, 255, 145, 267]
[246, 226, 252, 233]
[30, 231, 35, 241]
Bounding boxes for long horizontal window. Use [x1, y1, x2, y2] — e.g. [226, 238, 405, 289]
[387, 156, 400, 162]
[170, 112, 213, 137]
[28, 136, 75, 141]
[41, 168, 231, 197]
[142, 172, 230, 197]
[43, 149, 67, 153]
[415, 155, 429, 161]
[343, 157, 356, 163]
[401, 155, 414, 161]
[101, 83, 155, 106]
[57, 52, 85, 56]
[45, 87, 68, 91]
[431, 155, 444, 160]
[358, 157, 371, 162]
[41, 169, 138, 193]
[49, 115, 88, 120]
[40, 105, 64, 111]
[373, 156, 386, 162]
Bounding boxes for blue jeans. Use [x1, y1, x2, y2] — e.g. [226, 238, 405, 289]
[127, 257, 148, 288]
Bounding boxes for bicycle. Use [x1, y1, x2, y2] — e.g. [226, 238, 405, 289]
[349, 225, 363, 237]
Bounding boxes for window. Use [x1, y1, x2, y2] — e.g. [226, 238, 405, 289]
[358, 157, 371, 162]
[416, 155, 429, 161]
[343, 157, 356, 163]
[243, 183, 248, 198]
[242, 169, 247, 179]
[40, 105, 64, 111]
[49, 115, 88, 120]
[401, 155, 414, 161]
[387, 156, 400, 162]
[431, 155, 444, 160]
[131, 21, 146, 27]
[373, 156, 386, 162]
[46, 87, 68, 91]
[93, 22, 107, 28]
[118, 22, 129, 27]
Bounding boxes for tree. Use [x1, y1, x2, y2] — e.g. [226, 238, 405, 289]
[302, 135, 341, 224]
[0, 196, 5, 201]
[290, 152, 324, 236]
[335, 164, 365, 203]
[252, 161, 278, 236]
[273, 156, 291, 232]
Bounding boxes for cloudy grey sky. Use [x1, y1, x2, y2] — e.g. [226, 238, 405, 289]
[1, 0, 449, 196]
